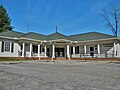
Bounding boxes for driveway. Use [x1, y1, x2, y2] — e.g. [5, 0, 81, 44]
[0, 60, 120, 90]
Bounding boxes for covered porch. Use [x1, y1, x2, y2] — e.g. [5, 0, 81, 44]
[18, 40, 120, 60]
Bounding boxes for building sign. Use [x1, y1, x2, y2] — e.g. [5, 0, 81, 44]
[103, 43, 113, 47]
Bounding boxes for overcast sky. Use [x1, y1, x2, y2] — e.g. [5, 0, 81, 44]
[0, 0, 120, 35]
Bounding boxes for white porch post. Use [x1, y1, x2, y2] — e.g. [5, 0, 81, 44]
[97, 43, 100, 58]
[52, 44, 55, 59]
[29, 43, 32, 57]
[114, 42, 116, 57]
[38, 44, 40, 57]
[22, 42, 25, 57]
[73, 46, 75, 57]
[84, 45, 87, 55]
[67, 44, 70, 60]
[116, 43, 120, 57]
[44, 45, 47, 57]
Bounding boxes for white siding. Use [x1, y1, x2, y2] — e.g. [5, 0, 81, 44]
[100, 44, 114, 57]
[0, 40, 20, 57]
[116, 43, 120, 57]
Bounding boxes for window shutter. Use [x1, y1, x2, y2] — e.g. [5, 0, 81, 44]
[1, 41, 4, 52]
[11, 43, 14, 53]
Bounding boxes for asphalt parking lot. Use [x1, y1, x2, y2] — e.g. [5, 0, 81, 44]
[0, 60, 120, 90]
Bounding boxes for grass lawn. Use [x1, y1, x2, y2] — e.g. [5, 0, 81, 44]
[0, 58, 22, 62]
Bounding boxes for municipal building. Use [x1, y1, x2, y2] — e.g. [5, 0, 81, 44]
[0, 31, 120, 60]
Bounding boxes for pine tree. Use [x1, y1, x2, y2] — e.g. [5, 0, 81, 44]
[0, 5, 13, 32]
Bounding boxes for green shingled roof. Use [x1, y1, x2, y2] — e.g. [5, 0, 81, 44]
[21, 32, 46, 40]
[47, 32, 68, 40]
[68, 32, 116, 41]
[0, 31, 117, 41]
[0, 31, 24, 38]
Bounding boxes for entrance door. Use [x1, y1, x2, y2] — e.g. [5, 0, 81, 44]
[90, 47, 94, 57]
[55, 48, 65, 57]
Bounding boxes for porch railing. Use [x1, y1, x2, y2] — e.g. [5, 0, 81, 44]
[70, 53, 115, 58]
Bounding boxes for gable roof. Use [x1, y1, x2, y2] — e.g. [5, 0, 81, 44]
[0, 31, 24, 38]
[0, 31, 117, 42]
[47, 32, 68, 40]
[20, 32, 46, 41]
[68, 32, 116, 41]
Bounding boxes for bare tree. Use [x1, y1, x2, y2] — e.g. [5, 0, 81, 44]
[102, 6, 120, 36]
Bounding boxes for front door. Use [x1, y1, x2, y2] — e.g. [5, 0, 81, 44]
[55, 48, 65, 57]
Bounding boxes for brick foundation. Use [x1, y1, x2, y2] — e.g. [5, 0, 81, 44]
[0, 57, 120, 61]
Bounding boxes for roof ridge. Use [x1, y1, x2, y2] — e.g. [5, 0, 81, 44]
[0, 30, 24, 38]
[20, 32, 46, 38]
[68, 32, 94, 36]
[28, 32, 46, 36]
[47, 32, 66, 37]
[0, 30, 24, 34]
[68, 32, 114, 37]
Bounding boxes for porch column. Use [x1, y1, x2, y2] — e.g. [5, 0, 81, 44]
[117, 43, 120, 57]
[67, 44, 70, 60]
[79, 46, 81, 58]
[97, 43, 100, 57]
[44, 45, 47, 57]
[38, 44, 40, 57]
[114, 42, 116, 57]
[73, 46, 75, 57]
[52, 44, 55, 59]
[84, 45, 87, 57]
[84, 45, 87, 55]
[29, 43, 32, 57]
[22, 42, 25, 57]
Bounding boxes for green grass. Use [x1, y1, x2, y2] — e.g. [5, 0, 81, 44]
[0, 58, 21, 62]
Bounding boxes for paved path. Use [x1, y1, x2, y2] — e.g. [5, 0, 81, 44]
[0, 61, 120, 90]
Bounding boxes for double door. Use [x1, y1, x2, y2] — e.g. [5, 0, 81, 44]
[55, 48, 65, 57]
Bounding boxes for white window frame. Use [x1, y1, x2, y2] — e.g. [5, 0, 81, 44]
[3, 41, 12, 52]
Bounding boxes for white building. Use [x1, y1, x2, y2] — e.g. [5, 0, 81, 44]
[0, 31, 120, 60]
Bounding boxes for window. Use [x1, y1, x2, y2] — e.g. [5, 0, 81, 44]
[33, 45, 38, 53]
[95, 45, 97, 51]
[90, 47, 94, 51]
[1, 41, 14, 53]
[75, 46, 79, 54]
[47, 48, 50, 52]
[4, 42, 10, 52]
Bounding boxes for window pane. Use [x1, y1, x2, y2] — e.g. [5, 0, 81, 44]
[4, 42, 10, 52]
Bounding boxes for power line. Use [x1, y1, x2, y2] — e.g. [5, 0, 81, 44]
[56, 26, 58, 33]
[27, 0, 30, 32]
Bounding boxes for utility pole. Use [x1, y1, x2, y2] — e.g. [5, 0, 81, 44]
[56, 26, 57, 33]
[27, 0, 30, 32]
